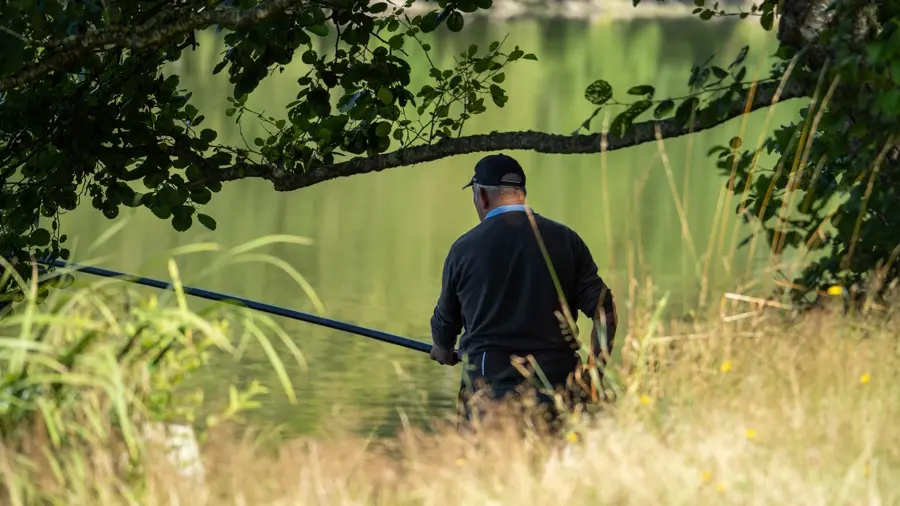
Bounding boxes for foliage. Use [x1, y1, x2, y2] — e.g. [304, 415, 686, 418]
[577, 0, 900, 304]
[0, 0, 529, 289]
[0, 0, 898, 306]
[706, 0, 900, 304]
[0, 256, 305, 502]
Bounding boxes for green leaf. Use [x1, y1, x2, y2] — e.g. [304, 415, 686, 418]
[186, 165, 203, 182]
[627, 85, 655, 97]
[473, 58, 493, 73]
[729, 46, 749, 69]
[711, 66, 729, 79]
[389, 34, 404, 50]
[374, 122, 392, 137]
[421, 11, 440, 32]
[30, 229, 51, 247]
[200, 129, 217, 143]
[377, 87, 394, 105]
[699, 9, 714, 20]
[172, 213, 192, 232]
[585, 80, 613, 106]
[302, 50, 318, 64]
[308, 23, 330, 37]
[509, 49, 525, 61]
[197, 214, 217, 231]
[446, 12, 464, 32]
[150, 204, 171, 220]
[760, 10, 774, 30]
[523, 53, 537, 61]
[369, 2, 389, 12]
[492, 72, 506, 83]
[623, 100, 653, 119]
[191, 188, 213, 205]
[653, 99, 675, 119]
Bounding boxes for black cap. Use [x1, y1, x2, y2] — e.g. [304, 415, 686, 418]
[461, 154, 526, 190]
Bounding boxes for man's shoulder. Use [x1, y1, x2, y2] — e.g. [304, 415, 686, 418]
[449, 222, 487, 251]
[533, 213, 583, 241]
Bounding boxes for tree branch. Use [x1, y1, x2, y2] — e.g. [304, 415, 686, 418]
[213, 79, 809, 191]
[0, 0, 308, 92]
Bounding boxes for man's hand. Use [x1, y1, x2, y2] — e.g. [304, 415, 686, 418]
[429, 343, 459, 366]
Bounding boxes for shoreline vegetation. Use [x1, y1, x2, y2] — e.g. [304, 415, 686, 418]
[1, 254, 897, 504]
[402, 0, 757, 20]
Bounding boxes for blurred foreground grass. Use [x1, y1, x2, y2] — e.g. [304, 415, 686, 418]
[0, 254, 896, 505]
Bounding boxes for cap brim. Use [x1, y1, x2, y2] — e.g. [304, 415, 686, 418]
[461, 180, 474, 190]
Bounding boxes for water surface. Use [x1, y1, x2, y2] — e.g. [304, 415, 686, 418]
[60, 17, 800, 435]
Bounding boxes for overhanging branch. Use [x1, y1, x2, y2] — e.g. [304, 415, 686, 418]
[215, 79, 809, 191]
[0, 0, 308, 92]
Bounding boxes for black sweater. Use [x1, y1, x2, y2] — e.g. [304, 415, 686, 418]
[430, 208, 614, 362]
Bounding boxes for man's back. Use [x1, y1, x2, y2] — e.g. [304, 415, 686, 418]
[430, 207, 610, 361]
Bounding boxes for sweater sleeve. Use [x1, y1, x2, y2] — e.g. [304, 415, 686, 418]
[574, 234, 615, 319]
[430, 249, 463, 349]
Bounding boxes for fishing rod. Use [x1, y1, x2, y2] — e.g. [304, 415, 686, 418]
[38, 259, 449, 357]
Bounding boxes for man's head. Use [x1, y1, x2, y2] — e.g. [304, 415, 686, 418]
[462, 153, 527, 221]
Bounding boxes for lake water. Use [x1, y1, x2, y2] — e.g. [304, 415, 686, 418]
[59, 16, 801, 436]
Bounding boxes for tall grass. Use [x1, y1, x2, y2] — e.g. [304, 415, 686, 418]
[1, 282, 897, 505]
[0, 234, 327, 504]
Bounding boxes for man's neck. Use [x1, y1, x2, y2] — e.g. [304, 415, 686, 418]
[484, 200, 528, 220]
[486, 198, 526, 213]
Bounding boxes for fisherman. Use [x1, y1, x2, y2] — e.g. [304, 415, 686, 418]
[428, 153, 618, 430]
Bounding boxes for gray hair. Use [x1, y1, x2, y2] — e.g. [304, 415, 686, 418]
[472, 183, 526, 198]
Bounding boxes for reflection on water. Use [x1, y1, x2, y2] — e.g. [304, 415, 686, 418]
[59, 17, 799, 436]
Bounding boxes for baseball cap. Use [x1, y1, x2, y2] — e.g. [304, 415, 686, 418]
[461, 153, 526, 190]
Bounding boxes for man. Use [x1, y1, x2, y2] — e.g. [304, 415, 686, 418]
[429, 153, 618, 428]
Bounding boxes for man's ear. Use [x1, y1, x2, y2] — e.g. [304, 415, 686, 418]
[477, 187, 489, 207]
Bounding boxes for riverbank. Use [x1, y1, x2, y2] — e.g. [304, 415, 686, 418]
[1, 272, 896, 504]
[402, 0, 756, 21]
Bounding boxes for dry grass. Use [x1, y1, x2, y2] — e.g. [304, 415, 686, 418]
[7, 299, 896, 506]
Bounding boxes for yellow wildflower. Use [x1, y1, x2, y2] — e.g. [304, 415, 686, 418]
[860, 373, 871, 384]
[566, 431, 581, 443]
[639, 395, 652, 405]
[716, 483, 727, 493]
[214, 319, 230, 333]
[720, 360, 732, 373]
[701, 470, 713, 483]
[827, 285, 843, 296]
[745, 428, 757, 440]
[455, 457, 466, 467]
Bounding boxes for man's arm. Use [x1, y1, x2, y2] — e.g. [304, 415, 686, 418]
[430, 250, 463, 353]
[574, 235, 617, 364]
[589, 286, 617, 364]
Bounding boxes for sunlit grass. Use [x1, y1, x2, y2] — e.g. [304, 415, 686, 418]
[1, 284, 897, 504]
